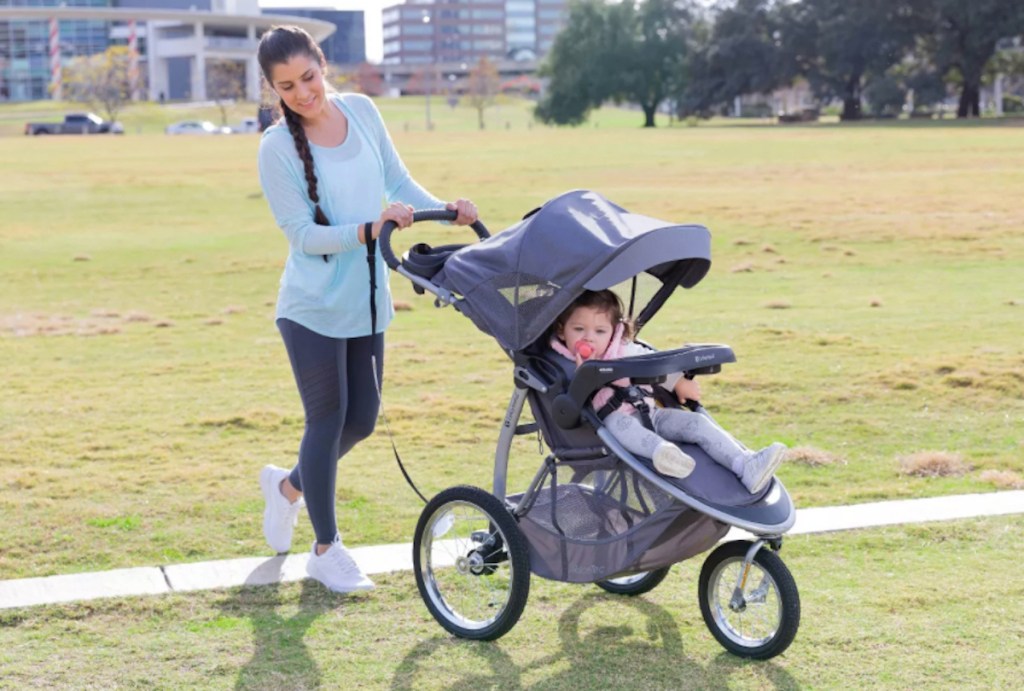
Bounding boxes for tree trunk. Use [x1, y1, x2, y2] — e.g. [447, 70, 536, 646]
[642, 103, 657, 128]
[840, 73, 863, 121]
[957, 82, 980, 118]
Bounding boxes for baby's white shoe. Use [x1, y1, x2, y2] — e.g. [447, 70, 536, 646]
[741, 443, 787, 493]
[652, 442, 696, 479]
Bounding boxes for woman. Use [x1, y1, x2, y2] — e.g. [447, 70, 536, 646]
[256, 25, 478, 593]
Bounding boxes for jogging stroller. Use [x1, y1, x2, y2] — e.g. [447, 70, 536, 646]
[379, 190, 800, 659]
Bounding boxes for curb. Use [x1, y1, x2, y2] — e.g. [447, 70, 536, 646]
[2, 490, 1022, 610]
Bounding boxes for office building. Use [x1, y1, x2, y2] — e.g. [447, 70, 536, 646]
[381, 0, 567, 66]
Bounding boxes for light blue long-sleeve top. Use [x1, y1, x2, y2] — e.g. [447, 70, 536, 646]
[257, 92, 444, 338]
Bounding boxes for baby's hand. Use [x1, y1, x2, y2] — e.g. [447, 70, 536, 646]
[675, 377, 701, 403]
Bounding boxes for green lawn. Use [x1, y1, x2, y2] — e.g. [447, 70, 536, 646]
[0, 97, 1022, 685]
[1, 516, 1021, 689]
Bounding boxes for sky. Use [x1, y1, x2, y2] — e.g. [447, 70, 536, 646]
[259, 0, 390, 63]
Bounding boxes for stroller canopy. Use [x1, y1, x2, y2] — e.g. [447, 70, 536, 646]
[433, 189, 712, 352]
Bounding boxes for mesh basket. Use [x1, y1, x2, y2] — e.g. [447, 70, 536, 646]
[508, 456, 729, 583]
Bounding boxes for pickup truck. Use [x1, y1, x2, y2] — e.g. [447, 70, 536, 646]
[24, 112, 124, 135]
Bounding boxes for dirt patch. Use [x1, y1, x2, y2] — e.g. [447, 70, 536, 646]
[899, 451, 972, 478]
[979, 469, 1024, 490]
[1, 312, 121, 338]
[785, 446, 845, 467]
[877, 357, 1024, 398]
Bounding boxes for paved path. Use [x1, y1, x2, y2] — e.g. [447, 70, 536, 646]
[2, 490, 1022, 610]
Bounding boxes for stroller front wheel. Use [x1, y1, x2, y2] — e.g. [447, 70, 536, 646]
[698, 540, 800, 660]
[413, 485, 531, 641]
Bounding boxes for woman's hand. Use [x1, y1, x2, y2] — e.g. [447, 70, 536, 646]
[369, 202, 415, 241]
[446, 198, 478, 226]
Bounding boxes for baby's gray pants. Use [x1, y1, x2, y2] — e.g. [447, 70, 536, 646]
[604, 407, 749, 475]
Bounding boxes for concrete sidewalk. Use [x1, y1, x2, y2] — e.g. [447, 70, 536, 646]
[2, 490, 1022, 610]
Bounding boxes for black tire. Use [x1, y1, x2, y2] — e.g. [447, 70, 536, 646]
[698, 540, 800, 660]
[413, 485, 530, 641]
[596, 567, 671, 596]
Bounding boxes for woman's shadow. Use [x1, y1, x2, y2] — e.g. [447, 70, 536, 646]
[216, 559, 329, 690]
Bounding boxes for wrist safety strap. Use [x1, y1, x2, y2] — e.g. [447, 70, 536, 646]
[364, 221, 428, 504]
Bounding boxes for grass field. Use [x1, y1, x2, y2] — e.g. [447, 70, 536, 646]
[1, 97, 1022, 686]
[2, 517, 1021, 688]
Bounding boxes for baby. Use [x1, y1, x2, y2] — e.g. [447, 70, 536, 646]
[550, 289, 786, 493]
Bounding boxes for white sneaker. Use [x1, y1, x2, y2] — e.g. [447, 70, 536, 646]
[741, 443, 787, 494]
[259, 465, 305, 553]
[306, 536, 376, 593]
[652, 442, 696, 479]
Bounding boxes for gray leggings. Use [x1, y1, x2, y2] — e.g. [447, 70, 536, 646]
[277, 318, 384, 545]
[605, 407, 749, 475]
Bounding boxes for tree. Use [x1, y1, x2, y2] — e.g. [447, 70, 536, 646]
[682, 0, 792, 116]
[62, 46, 135, 122]
[780, 0, 923, 121]
[534, 0, 608, 125]
[206, 59, 245, 126]
[919, 0, 1024, 117]
[466, 57, 500, 129]
[536, 0, 693, 127]
[350, 62, 384, 97]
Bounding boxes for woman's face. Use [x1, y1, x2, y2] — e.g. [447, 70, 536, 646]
[558, 306, 615, 360]
[269, 53, 327, 119]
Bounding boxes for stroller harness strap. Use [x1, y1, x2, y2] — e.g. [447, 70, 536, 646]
[364, 222, 378, 335]
[594, 384, 655, 430]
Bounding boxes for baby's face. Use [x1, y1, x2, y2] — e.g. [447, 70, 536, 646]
[559, 306, 615, 359]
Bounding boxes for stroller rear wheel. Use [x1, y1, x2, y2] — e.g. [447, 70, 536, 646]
[698, 540, 800, 660]
[596, 567, 671, 596]
[413, 485, 531, 641]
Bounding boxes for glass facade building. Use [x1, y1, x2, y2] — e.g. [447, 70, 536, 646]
[262, 8, 365, 66]
[0, 1, 334, 102]
[1, 0, 111, 101]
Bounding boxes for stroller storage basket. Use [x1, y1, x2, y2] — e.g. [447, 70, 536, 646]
[509, 456, 728, 583]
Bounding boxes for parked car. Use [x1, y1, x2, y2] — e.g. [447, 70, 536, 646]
[235, 117, 260, 133]
[165, 120, 231, 135]
[24, 112, 124, 135]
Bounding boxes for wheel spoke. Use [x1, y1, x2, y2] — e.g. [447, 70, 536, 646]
[420, 498, 517, 631]
[709, 558, 780, 647]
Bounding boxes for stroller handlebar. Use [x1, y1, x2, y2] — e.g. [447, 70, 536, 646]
[378, 209, 491, 270]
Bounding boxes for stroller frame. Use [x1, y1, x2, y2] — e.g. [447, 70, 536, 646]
[379, 195, 801, 659]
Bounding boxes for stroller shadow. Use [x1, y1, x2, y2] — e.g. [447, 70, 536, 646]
[391, 636, 525, 690]
[215, 559, 332, 690]
[391, 591, 801, 689]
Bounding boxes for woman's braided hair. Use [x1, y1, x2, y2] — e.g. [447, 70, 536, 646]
[257, 26, 331, 229]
